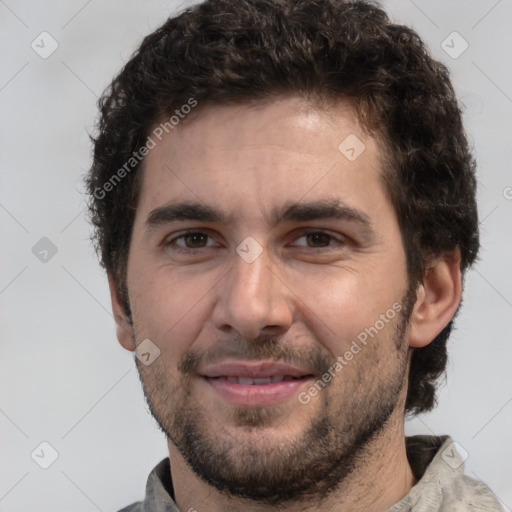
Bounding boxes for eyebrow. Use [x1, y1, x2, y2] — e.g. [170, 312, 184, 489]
[145, 199, 375, 238]
[146, 201, 232, 228]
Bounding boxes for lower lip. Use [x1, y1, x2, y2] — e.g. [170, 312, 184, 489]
[203, 377, 313, 406]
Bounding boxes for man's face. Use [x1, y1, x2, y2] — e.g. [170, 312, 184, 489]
[124, 95, 414, 503]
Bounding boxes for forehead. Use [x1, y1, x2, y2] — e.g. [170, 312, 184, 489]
[135, 95, 389, 225]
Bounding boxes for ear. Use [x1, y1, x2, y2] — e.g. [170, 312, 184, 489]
[408, 250, 462, 348]
[107, 272, 136, 352]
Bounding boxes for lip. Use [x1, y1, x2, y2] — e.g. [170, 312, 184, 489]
[200, 360, 313, 379]
[199, 360, 314, 406]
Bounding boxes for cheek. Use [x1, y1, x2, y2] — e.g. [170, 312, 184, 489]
[129, 266, 216, 354]
[289, 267, 404, 356]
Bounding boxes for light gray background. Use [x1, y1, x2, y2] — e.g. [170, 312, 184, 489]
[1, 1, 511, 511]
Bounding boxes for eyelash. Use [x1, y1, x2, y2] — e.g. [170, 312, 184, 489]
[163, 229, 347, 253]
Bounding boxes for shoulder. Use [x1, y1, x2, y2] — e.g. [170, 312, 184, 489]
[391, 436, 505, 512]
[441, 474, 505, 511]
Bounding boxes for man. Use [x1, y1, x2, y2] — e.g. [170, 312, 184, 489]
[87, 0, 504, 510]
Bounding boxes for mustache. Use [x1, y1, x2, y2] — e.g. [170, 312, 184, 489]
[177, 334, 334, 377]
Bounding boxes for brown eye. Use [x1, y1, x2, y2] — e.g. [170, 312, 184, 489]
[291, 230, 344, 249]
[165, 231, 219, 251]
[305, 232, 333, 247]
[181, 232, 209, 248]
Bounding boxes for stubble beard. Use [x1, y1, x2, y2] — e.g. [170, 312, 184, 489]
[134, 291, 415, 506]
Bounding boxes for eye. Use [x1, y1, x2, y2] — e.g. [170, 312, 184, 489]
[164, 231, 220, 250]
[290, 230, 346, 249]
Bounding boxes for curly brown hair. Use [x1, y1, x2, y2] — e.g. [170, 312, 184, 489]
[86, 0, 479, 415]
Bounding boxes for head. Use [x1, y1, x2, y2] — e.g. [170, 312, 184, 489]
[87, 0, 479, 504]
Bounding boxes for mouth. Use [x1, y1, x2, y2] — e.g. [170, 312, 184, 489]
[208, 374, 307, 384]
[199, 360, 315, 406]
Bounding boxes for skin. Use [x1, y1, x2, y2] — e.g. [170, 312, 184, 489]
[109, 95, 462, 512]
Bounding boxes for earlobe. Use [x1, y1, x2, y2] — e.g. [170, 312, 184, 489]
[408, 250, 462, 348]
[107, 272, 136, 352]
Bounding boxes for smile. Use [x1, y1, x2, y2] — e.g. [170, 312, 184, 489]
[208, 375, 305, 384]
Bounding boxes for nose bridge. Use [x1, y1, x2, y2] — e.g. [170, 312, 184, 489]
[213, 246, 292, 337]
[228, 247, 275, 312]
[237, 247, 272, 292]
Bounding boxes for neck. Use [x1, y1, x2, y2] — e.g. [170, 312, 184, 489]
[168, 409, 415, 512]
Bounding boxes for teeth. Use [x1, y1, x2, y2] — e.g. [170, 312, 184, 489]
[213, 375, 300, 384]
[253, 377, 272, 384]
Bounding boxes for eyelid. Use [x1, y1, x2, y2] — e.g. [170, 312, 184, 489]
[163, 229, 223, 249]
[287, 228, 348, 247]
[162, 227, 348, 251]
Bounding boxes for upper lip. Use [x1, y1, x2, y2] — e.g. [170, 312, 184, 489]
[199, 360, 314, 379]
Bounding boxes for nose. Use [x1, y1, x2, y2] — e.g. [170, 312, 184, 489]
[211, 246, 293, 341]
